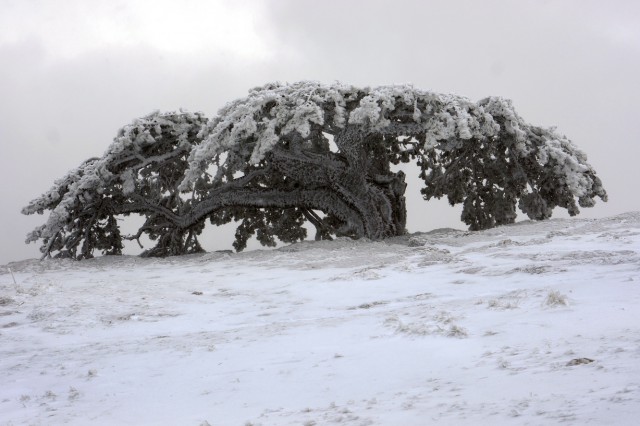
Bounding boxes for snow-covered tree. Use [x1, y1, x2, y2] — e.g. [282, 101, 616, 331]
[23, 82, 607, 259]
[22, 111, 208, 259]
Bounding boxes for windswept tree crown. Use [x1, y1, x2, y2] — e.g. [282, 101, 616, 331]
[23, 81, 607, 259]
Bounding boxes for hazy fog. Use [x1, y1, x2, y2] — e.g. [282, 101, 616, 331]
[2, 0, 638, 264]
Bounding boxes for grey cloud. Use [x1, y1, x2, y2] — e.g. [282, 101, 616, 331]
[2, 0, 639, 264]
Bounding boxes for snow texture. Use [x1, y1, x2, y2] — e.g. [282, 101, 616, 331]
[2, 213, 639, 425]
[182, 82, 497, 185]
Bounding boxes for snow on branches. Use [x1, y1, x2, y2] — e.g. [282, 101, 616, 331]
[23, 111, 207, 259]
[23, 81, 607, 259]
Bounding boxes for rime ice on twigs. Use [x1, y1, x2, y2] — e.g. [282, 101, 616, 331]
[23, 82, 606, 260]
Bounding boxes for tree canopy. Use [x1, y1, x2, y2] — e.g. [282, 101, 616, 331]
[23, 81, 607, 259]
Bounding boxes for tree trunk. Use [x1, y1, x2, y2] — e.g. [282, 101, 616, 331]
[116, 125, 409, 244]
[332, 126, 407, 239]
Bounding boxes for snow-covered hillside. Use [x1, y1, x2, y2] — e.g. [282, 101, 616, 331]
[2, 213, 639, 425]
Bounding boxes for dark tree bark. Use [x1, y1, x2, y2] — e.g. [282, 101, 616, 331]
[113, 125, 409, 244]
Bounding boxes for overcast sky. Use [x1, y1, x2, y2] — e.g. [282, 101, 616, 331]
[2, 0, 639, 264]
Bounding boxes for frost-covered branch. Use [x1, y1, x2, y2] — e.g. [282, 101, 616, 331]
[23, 81, 606, 259]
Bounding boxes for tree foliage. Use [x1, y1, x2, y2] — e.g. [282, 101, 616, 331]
[23, 82, 607, 259]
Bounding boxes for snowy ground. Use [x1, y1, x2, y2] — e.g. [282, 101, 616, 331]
[1, 213, 639, 425]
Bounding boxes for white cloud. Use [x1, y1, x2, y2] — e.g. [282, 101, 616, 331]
[0, 0, 273, 60]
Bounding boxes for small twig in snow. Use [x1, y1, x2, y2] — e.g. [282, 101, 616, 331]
[8, 267, 19, 291]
